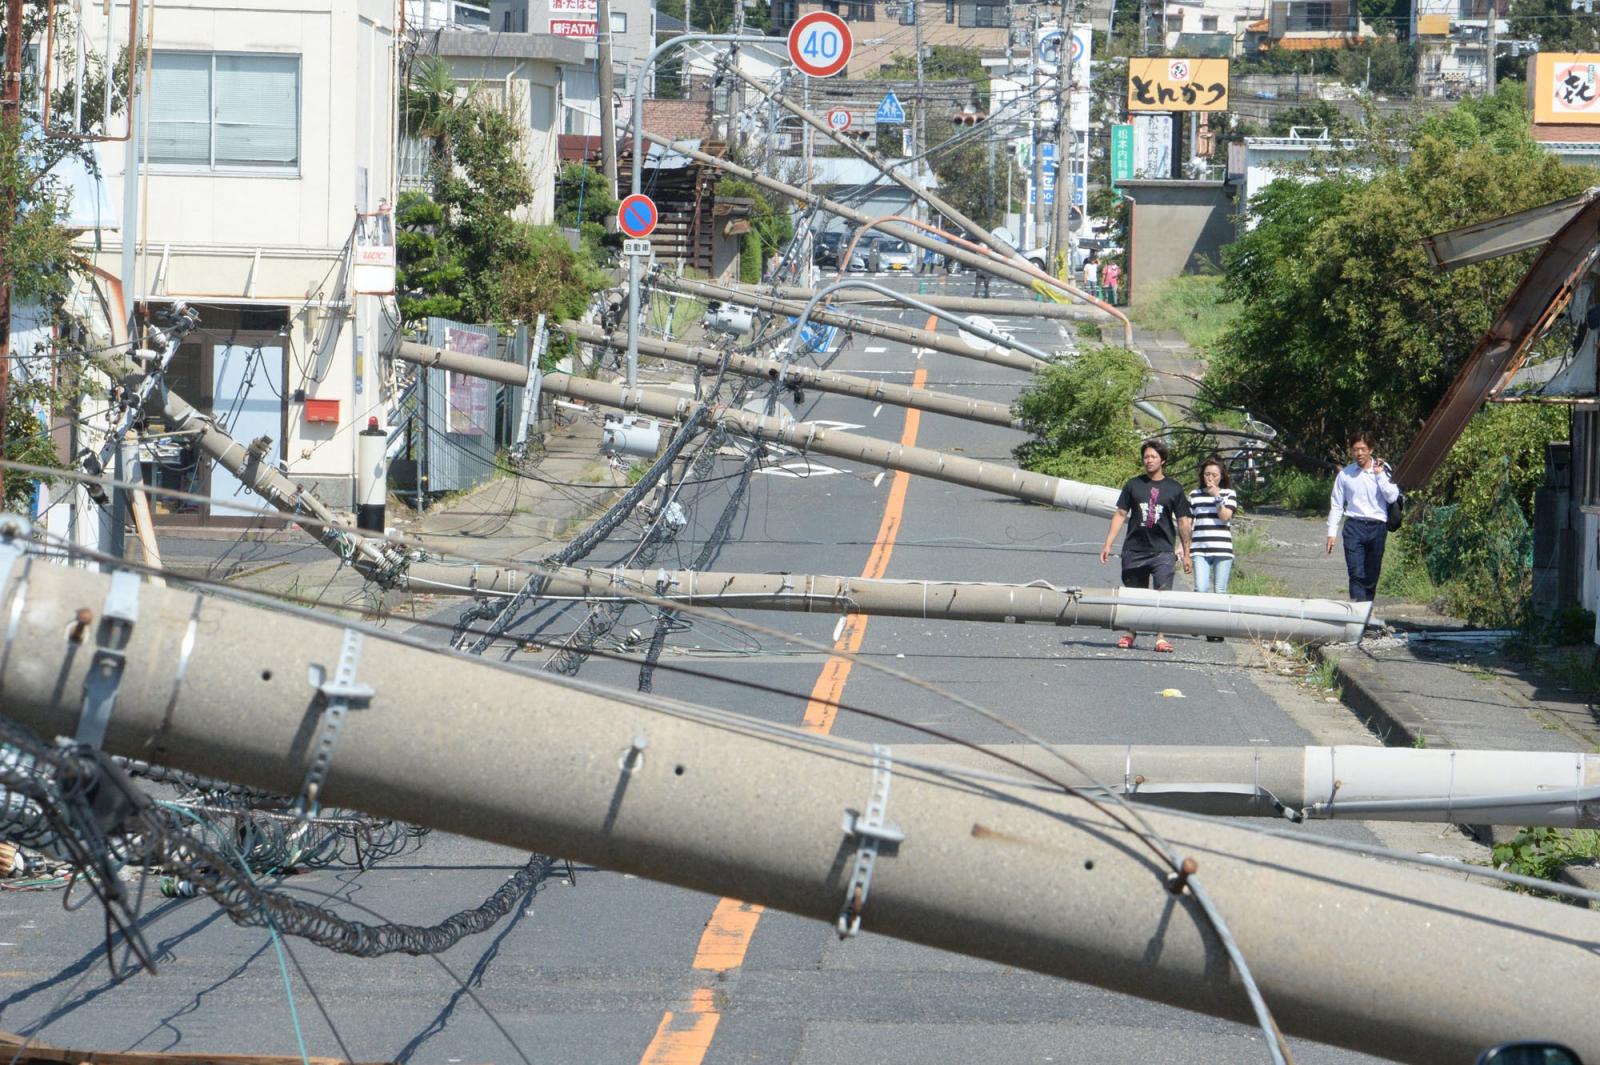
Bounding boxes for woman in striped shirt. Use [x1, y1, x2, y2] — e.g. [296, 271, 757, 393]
[1188, 457, 1239, 641]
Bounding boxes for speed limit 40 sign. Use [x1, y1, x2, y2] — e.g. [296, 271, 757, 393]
[788, 11, 852, 78]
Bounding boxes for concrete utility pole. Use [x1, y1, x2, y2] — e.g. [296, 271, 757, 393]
[0, 544, 1594, 1064]
[901, 743, 1600, 828]
[752, 285, 1094, 319]
[562, 323, 1025, 429]
[1485, 1, 1498, 96]
[1030, 10, 1047, 249]
[638, 130, 1079, 295]
[392, 339, 1117, 514]
[727, 66, 1023, 264]
[1049, 2, 1075, 272]
[0, 0, 26, 504]
[402, 563, 1379, 644]
[597, 0, 619, 200]
[654, 274, 1050, 371]
[624, 35, 787, 389]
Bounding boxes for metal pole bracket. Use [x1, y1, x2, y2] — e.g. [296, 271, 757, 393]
[837, 744, 904, 938]
[76, 570, 141, 750]
[294, 628, 375, 822]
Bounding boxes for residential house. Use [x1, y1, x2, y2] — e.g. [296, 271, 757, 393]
[82, 0, 398, 524]
[489, 0, 655, 108]
[1158, 0, 1265, 54]
[406, 30, 593, 223]
[1241, 0, 1374, 51]
[1412, 0, 1507, 98]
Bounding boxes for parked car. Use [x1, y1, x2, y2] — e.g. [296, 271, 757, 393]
[845, 232, 884, 272]
[870, 238, 917, 273]
[813, 231, 845, 268]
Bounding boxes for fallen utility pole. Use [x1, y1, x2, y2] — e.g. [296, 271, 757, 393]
[726, 63, 1022, 264]
[394, 340, 1117, 515]
[401, 564, 1376, 644]
[0, 540, 1594, 1065]
[755, 285, 1098, 320]
[563, 323, 1024, 429]
[641, 130, 1067, 296]
[900, 743, 1600, 828]
[655, 274, 1050, 373]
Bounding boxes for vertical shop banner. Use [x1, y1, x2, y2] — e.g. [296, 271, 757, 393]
[445, 327, 493, 436]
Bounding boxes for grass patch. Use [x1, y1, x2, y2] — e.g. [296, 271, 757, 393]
[1552, 649, 1600, 693]
[1232, 523, 1268, 559]
[1229, 564, 1289, 597]
[1376, 539, 1439, 604]
[1254, 467, 1330, 514]
[1125, 275, 1239, 355]
[1493, 828, 1600, 895]
[1074, 320, 1103, 341]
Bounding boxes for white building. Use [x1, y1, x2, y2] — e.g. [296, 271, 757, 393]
[83, 0, 398, 523]
[409, 31, 593, 222]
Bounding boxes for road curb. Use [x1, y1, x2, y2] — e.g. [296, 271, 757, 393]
[1317, 644, 1447, 750]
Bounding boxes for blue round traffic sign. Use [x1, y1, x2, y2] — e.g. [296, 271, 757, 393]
[618, 193, 658, 239]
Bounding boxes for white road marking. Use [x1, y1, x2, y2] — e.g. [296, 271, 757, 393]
[865, 346, 888, 353]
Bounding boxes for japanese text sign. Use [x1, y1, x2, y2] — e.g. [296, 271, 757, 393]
[1534, 54, 1600, 125]
[1126, 58, 1229, 113]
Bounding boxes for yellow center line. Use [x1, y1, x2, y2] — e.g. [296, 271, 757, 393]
[635, 317, 937, 1065]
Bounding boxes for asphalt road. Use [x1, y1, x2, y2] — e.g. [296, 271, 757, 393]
[1, 275, 1422, 1064]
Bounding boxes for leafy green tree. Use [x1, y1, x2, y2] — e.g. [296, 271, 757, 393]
[393, 86, 607, 363]
[1012, 346, 1149, 487]
[871, 45, 988, 102]
[923, 115, 1002, 230]
[1331, 38, 1415, 95]
[554, 162, 620, 259]
[715, 178, 793, 283]
[1266, 100, 1353, 137]
[1510, 0, 1600, 57]
[1212, 97, 1590, 462]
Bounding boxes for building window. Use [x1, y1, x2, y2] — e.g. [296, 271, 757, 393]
[946, 0, 955, 20]
[611, 11, 627, 30]
[149, 52, 299, 170]
[1165, 12, 1183, 30]
[1201, 14, 1218, 29]
[822, 0, 840, 12]
[956, 0, 1005, 27]
[846, 0, 876, 20]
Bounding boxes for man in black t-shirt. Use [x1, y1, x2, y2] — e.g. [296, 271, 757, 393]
[1098, 439, 1193, 652]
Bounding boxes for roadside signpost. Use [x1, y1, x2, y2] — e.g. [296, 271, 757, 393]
[617, 193, 659, 239]
[875, 89, 906, 125]
[787, 11, 852, 79]
[826, 107, 852, 132]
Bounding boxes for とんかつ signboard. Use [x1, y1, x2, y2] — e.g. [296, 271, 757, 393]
[1127, 57, 1229, 112]
[617, 194, 659, 239]
[1534, 54, 1600, 124]
[788, 12, 852, 78]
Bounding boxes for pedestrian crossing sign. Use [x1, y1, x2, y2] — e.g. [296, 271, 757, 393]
[876, 90, 906, 125]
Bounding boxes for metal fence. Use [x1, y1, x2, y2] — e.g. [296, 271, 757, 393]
[407, 317, 529, 499]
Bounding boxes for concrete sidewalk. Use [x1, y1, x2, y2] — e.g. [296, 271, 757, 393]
[152, 411, 630, 605]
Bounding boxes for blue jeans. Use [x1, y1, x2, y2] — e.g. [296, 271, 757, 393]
[1193, 554, 1232, 594]
[1342, 517, 1388, 601]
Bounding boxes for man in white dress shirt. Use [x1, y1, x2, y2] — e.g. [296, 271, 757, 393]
[1326, 431, 1400, 602]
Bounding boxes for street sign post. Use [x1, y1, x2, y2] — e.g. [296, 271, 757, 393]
[787, 12, 852, 78]
[617, 193, 659, 239]
[826, 107, 852, 132]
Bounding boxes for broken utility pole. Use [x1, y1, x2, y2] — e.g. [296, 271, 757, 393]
[0, 532, 1593, 1065]
[562, 323, 1024, 429]
[392, 339, 1117, 515]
